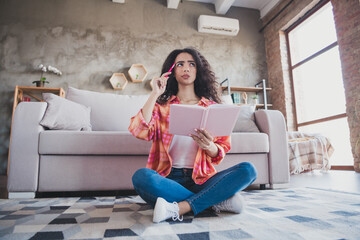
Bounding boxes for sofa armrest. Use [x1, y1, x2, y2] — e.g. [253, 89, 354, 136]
[7, 102, 47, 192]
[254, 110, 290, 185]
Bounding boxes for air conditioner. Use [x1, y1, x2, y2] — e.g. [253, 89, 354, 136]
[198, 15, 239, 36]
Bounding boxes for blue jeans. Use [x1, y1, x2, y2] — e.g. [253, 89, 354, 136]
[132, 162, 257, 215]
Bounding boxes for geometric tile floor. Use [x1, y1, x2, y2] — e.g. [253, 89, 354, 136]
[1, 187, 360, 239]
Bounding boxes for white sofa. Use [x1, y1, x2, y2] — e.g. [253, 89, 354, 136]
[7, 87, 290, 198]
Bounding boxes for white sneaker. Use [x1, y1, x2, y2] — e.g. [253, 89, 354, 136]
[153, 197, 183, 223]
[212, 192, 245, 214]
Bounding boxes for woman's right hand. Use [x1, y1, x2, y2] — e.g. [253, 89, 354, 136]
[152, 72, 172, 96]
[142, 72, 171, 123]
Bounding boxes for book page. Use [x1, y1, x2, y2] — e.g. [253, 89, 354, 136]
[169, 104, 205, 136]
[204, 104, 241, 137]
[169, 104, 240, 137]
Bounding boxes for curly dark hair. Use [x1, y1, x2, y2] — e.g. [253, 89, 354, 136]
[157, 47, 222, 104]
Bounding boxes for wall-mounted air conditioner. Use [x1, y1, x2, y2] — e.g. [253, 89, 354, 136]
[198, 15, 239, 36]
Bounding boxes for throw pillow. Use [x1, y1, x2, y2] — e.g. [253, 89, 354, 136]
[221, 94, 234, 105]
[40, 93, 92, 131]
[233, 104, 260, 132]
[66, 87, 149, 131]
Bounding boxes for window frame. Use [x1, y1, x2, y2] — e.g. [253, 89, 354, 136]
[285, 0, 352, 169]
[285, 0, 347, 129]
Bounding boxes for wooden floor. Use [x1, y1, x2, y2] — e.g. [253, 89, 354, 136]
[289, 169, 360, 193]
[1, 170, 359, 199]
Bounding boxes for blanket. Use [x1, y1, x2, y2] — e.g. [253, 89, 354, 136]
[288, 131, 334, 174]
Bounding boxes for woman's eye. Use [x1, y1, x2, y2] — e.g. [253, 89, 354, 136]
[176, 63, 183, 67]
[190, 63, 196, 67]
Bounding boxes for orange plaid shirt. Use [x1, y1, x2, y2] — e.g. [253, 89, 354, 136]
[128, 95, 231, 185]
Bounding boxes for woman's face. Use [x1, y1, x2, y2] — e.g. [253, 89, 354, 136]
[173, 52, 197, 86]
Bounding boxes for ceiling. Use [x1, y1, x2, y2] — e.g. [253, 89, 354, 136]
[167, 0, 281, 18]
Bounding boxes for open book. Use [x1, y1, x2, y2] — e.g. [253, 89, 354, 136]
[169, 104, 241, 137]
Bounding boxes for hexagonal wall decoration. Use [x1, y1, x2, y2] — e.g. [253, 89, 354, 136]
[109, 73, 128, 90]
[128, 64, 148, 83]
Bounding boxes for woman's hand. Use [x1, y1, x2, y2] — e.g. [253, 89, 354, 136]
[152, 72, 171, 96]
[141, 72, 171, 124]
[190, 129, 219, 158]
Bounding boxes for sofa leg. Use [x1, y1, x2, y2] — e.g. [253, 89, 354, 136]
[8, 192, 36, 199]
[260, 184, 266, 190]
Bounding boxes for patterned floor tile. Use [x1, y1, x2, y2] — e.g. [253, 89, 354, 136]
[13, 224, 47, 234]
[104, 228, 138, 237]
[211, 229, 253, 239]
[178, 231, 210, 240]
[29, 231, 64, 240]
[82, 217, 110, 224]
[0, 188, 359, 240]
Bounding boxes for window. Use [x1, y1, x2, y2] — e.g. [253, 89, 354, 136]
[286, 1, 353, 166]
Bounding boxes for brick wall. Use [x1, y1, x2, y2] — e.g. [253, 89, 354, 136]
[262, 0, 360, 171]
[262, 0, 320, 131]
[331, 0, 360, 171]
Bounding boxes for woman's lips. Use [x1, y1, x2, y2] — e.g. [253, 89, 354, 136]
[182, 74, 190, 79]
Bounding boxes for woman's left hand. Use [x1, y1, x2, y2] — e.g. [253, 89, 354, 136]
[190, 129, 219, 157]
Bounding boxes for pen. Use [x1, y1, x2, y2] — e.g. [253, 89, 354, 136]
[168, 62, 175, 72]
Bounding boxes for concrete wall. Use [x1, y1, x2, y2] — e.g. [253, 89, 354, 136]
[0, 0, 267, 174]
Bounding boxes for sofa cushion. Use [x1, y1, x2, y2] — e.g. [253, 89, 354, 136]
[40, 93, 92, 131]
[228, 132, 269, 153]
[233, 105, 260, 132]
[39, 131, 267, 155]
[39, 131, 151, 155]
[221, 95, 234, 105]
[66, 87, 149, 131]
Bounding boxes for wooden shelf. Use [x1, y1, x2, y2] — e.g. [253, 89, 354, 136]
[221, 86, 272, 92]
[11, 85, 65, 124]
[109, 73, 128, 90]
[256, 104, 273, 107]
[128, 64, 148, 83]
[235, 103, 273, 108]
[13, 86, 65, 106]
[220, 79, 272, 109]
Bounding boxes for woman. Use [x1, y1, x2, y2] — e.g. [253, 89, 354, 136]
[129, 47, 257, 223]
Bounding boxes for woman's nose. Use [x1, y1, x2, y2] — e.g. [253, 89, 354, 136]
[184, 65, 190, 72]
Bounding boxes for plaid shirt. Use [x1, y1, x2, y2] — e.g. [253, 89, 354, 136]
[128, 95, 231, 185]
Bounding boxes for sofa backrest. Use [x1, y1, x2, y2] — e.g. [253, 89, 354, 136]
[66, 87, 260, 133]
[66, 87, 149, 131]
